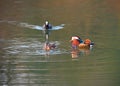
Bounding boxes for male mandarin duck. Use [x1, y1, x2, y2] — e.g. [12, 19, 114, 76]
[70, 36, 94, 49]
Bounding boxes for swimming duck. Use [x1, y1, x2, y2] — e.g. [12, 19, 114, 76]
[70, 36, 94, 50]
[43, 42, 56, 51]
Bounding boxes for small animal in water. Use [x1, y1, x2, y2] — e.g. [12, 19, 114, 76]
[43, 42, 56, 51]
[70, 36, 94, 50]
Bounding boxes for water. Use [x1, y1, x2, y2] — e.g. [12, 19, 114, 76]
[0, 0, 120, 86]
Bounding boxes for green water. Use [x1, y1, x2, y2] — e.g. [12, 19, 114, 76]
[0, 0, 120, 86]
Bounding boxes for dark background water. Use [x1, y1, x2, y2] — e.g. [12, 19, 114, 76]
[0, 0, 120, 86]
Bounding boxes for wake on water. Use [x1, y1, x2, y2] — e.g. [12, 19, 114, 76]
[1, 20, 66, 55]
[0, 20, 65, 31]
[3, 38, 68, 56]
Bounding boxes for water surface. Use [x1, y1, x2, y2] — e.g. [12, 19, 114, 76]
[0, 0, 120, 86]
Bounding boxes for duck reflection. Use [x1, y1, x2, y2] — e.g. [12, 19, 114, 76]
[71, 48, 92, 59]
[71, 50, 79, 59]
[79, 48, 91, 55]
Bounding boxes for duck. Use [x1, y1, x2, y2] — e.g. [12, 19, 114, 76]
[70, 36, 94, 50]
[43, 42, 56, 51]
[78, 39, 94, 49]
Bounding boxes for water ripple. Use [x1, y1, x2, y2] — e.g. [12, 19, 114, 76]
[4, 38, 68, 56]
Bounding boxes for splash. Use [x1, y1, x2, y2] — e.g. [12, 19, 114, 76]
[0, 20, 65, 30]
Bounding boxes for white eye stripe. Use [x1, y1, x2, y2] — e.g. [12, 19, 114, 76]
[71, 37, 79, 40]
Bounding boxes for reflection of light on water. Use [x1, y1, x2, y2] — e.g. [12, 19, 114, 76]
[4, 38, 68, 56]
[71, 46, 93, 59]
